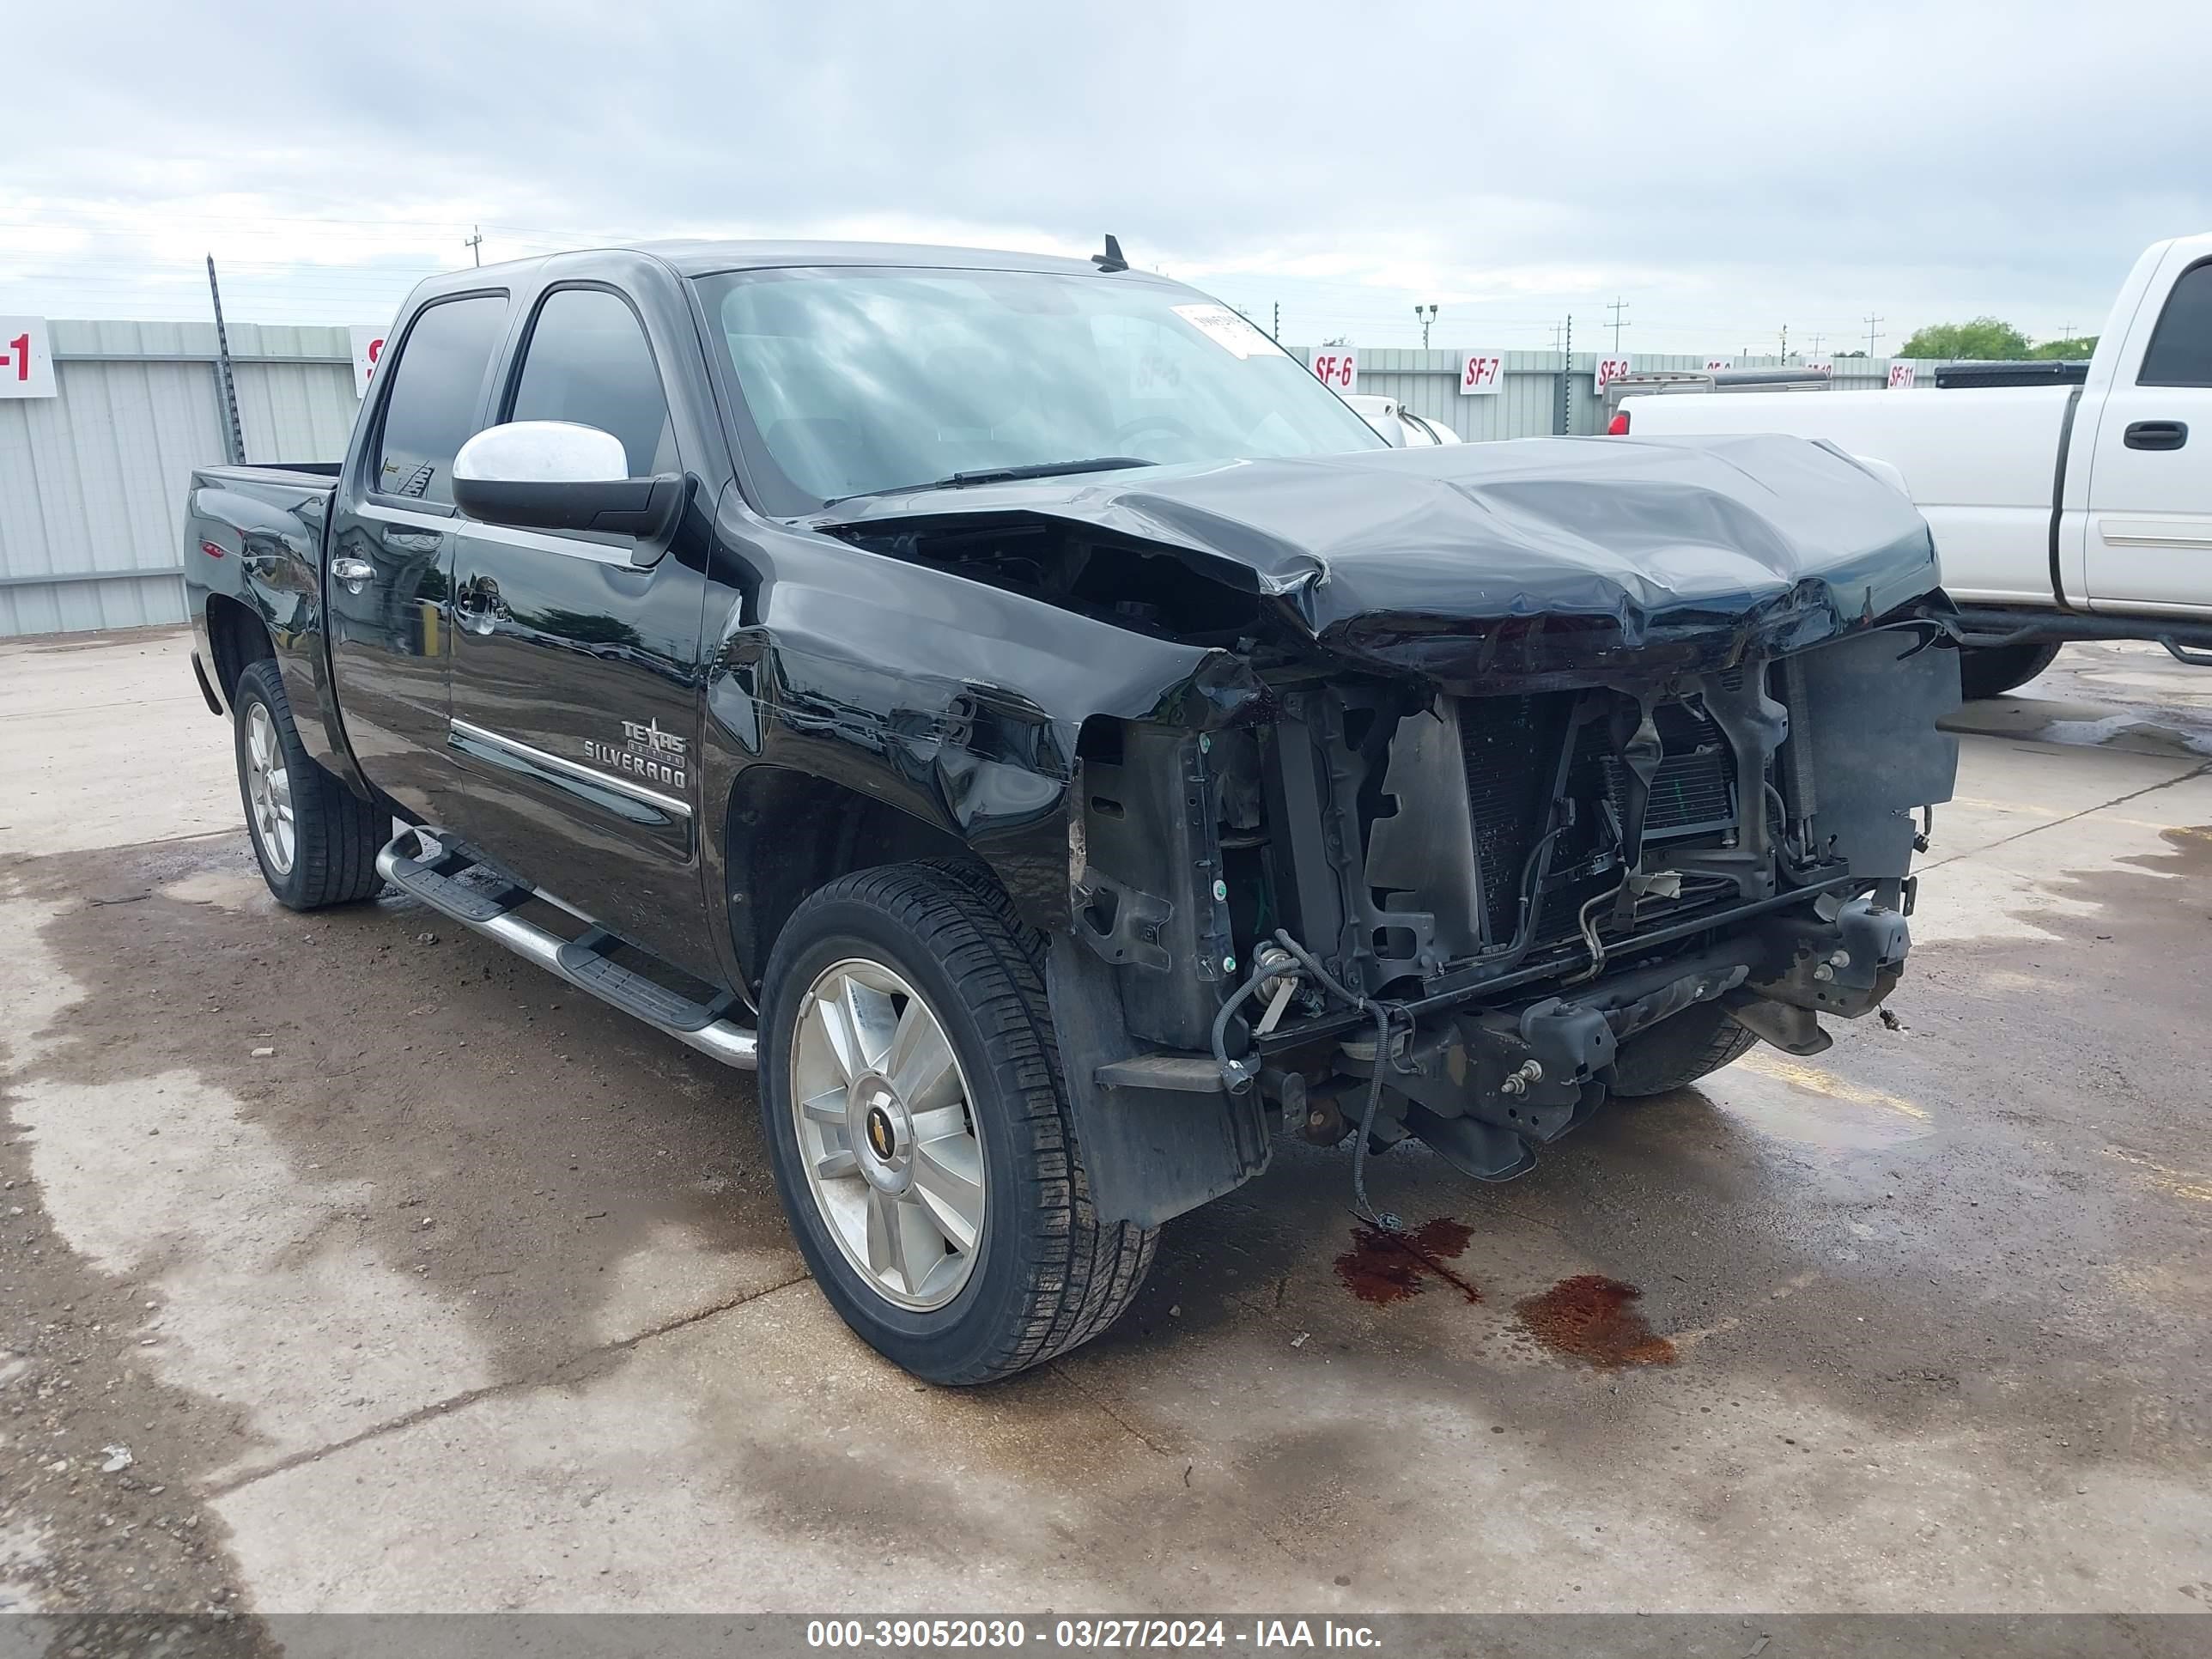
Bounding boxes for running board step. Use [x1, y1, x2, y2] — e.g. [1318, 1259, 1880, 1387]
[557, 927, 742, 1034]
[376, 827, 757, 1071]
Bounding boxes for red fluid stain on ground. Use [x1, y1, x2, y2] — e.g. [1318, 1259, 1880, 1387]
[1334, 1218, 1480, 1305]
[1513, 1275, 1678, 1369]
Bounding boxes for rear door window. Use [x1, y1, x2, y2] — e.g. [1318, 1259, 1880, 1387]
[2137, 260, 2212, 387]
[373, 295, 508, 504]
[506, 288, 678, 475]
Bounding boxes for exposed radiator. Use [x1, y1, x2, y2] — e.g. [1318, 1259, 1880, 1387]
[1457, 694, 1571, 945]
[1589, 702, 1737, 839]
[1456, 693, 1739, 949]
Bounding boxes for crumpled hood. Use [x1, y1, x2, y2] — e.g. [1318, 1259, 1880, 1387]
[818, 433, 1942, 687]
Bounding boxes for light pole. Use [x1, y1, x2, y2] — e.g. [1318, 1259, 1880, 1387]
[1414, 303, 1438, 349]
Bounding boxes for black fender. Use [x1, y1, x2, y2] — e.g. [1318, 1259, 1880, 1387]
[692, 502, 1269, 1000]
[184, 472, 368, 798]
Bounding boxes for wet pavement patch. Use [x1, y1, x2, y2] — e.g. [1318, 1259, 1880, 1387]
[1515, 1275, 1678, 1369]
[1334, 1218, 1479, 1306]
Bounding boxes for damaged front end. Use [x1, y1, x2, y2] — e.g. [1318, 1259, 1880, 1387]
[821, 434, 1961, 1226]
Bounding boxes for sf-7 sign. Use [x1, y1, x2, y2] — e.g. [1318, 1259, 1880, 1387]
[1459, 353, 1504, 395]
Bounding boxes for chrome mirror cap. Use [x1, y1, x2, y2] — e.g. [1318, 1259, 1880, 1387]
[453, 420, 627, 484]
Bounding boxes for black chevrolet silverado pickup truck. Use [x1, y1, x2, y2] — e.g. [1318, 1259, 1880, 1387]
[183, 240, 1960, 1383]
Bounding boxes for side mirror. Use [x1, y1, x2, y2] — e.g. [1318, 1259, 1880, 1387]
[452, 421, 689, 556]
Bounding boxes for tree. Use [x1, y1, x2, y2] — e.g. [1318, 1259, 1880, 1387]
[2029, 335, 2099, 359]
[1894, 316, 2033, 360]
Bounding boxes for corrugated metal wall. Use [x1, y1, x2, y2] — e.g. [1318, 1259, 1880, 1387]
[0, 317, 1940, 638]
[0, 322, 358, 637]
[1307, 348, 1917, 442]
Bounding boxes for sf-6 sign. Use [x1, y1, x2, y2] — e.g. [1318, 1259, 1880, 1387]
[1309, 347, 1358, 391]
[350, 325, 389, 398]
[0, 318, 58, 398]
[1459, 353, 1504, 396]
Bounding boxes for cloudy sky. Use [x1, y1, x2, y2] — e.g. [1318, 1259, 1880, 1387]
[4, 1, 2208, 354]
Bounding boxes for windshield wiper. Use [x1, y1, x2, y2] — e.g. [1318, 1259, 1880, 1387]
[823, 456, 1154, 508]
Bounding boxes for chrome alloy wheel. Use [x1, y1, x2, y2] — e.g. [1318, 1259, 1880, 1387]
[790, 957, 986, 1311]
[244, 702, 295, 876]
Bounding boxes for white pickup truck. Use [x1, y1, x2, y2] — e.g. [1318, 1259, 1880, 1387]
[1620, 233, 2212, 698]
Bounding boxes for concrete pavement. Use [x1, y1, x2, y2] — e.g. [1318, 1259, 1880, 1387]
[1, 629, 2208, 1620]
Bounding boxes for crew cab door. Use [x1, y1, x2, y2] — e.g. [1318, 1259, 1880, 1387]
[327, 289, 508, 823]
[2082, 254, 2212, 613]
[442, 283, 715, 975]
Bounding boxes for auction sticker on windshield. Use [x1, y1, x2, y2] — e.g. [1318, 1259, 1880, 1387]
[1172, 303, 1279, 359]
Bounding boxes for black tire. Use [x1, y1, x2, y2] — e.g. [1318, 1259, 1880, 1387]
[232, 659, 387, 910]
[759, 862, 1156, 1385]
[1609, 1001, 1760, 1098]
[1959, 641, 2061, 701]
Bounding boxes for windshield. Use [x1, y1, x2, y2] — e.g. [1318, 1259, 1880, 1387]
[696, 265, 1385, 513]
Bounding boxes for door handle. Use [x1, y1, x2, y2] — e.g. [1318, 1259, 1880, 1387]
[456, 574, 504, 634]
[330, 556, 375, 595]
[2124, 420, 2189, 451]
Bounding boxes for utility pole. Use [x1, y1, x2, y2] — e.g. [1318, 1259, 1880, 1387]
[204, 255, 246, 466]
[1778, 324, 1790, 362]
[1554, 313, 1573, 434]
[1808, 331, 1825, 358]
[1272, 301, 1280, 341]
[1606, 296, 1629, 353]
[1413, 303, 1438, 349]
[1864, 313, 1884, 357]
[465, 226, 484, 267]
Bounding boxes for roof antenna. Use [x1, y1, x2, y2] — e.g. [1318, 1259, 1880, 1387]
[1091, 234, 1128, 273]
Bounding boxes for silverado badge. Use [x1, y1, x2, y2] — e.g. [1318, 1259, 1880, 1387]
[584, 717, 689, 793]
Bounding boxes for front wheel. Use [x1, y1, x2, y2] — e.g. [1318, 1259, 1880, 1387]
[232, 659, 388, 910]
[759, 863, 1155, 1384]
[1609, 1001, 1760, 1098]
[1959, 641, 2061, 701]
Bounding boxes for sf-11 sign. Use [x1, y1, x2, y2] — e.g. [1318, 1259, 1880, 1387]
[1887, 362, 1917, 389]
[0, 318, 57, 398]
[1459, 353, 1504, 395]
[1309, 347, 1358, 391]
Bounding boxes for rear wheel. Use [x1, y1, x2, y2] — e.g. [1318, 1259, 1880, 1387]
[232, 659, 387, 910]
[1959, 641, 2061, 700]
[760, 863, 1155, 1384]
[1609, 1001, 1760, 1098]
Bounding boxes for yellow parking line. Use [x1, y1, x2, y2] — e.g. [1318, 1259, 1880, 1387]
[1736, 1051, 1931, 1121]
[2103, 1146, 2212, 1205]
[1668, 1270, 1821, 1352]
[1952, 795, 2065, 817]
[1949, 797, 2212, 837]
